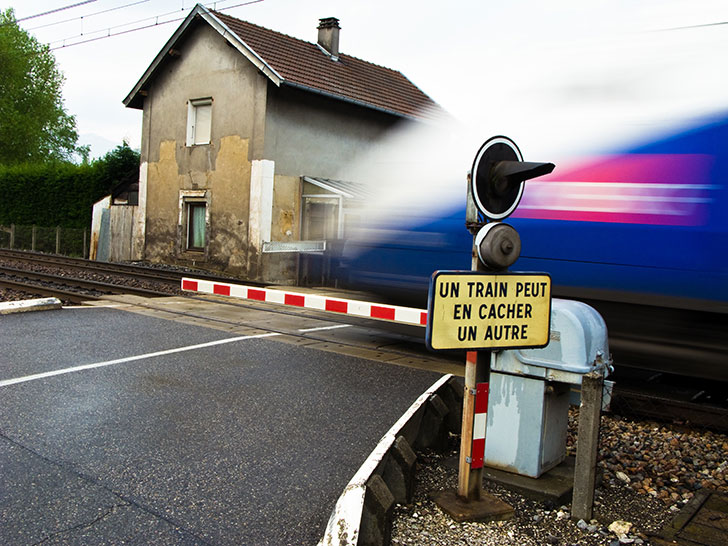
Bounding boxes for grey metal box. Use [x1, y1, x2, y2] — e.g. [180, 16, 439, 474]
[490, 299, 611, 385]
[484, 299, 611, 478]
[484, 372, 570, 478]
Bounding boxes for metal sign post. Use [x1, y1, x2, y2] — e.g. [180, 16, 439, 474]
[457, 173, 490, 503]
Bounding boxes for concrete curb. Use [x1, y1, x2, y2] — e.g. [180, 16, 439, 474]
[319, 374, 463, 546]
[0, 297, 63, 315]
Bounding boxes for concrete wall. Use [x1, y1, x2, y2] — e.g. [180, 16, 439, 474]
[90, 196, 111, 261]
[264, 86, 399, 179]
[260, 87, 401, 283]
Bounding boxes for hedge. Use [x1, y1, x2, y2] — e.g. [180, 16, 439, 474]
[0, 145, 139, 229]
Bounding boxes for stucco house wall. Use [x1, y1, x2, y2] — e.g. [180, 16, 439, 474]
[139, 25, 402, 282]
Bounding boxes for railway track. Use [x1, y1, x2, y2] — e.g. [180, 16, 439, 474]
[0, 265, 169, 302]
[607, 367, 728, 432]
[2, 248, 726, 431]
[0, 249, 260, 304]
[0, 275, 97, 304]
[0, 248, 251, 286]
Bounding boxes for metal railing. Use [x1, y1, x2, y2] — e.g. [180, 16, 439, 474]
[0, 225, 88, 258]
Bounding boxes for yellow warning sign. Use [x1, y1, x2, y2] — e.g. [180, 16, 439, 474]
[426, 271, 552, 351]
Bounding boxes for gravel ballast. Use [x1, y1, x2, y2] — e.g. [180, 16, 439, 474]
[392, 409, 728, 545]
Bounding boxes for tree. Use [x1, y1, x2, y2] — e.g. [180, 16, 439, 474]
[94, 141, 141, 191]
[0, 8, 79, 164]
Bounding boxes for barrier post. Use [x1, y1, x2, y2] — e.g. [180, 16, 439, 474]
[457, 197, 492, 500]
[572, 371, 604, 521]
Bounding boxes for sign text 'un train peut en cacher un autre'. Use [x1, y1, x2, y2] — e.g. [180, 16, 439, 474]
[426, 271, 552, 351]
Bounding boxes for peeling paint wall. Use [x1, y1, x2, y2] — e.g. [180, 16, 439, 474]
[90, 196, 111, 261]
[132, 162, 148, 260]
[140, 22, 264, 277]
[261, 87, 402, 284]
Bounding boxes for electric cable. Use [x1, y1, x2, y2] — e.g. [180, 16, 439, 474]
[10, 1, 97, 24]
[48, 0, 264, 49]
[27, 0, 150, 32]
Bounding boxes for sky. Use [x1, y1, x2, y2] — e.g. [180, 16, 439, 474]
[7, 0, 728, 161]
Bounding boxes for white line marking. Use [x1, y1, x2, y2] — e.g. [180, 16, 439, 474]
[62, 305, 127, 309]
[298, 324, 353, 333]
[0, 332, 280, 388]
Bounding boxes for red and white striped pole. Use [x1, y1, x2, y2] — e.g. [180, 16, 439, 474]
[457, 350, 490, 500]
[470, 381, 489, 469]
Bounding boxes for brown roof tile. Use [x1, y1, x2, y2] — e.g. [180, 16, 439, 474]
[212, 11, 441, 120]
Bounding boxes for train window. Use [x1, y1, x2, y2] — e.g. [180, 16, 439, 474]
[300, 176, 366, 240]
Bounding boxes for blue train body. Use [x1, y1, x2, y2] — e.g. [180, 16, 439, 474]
[340, 115, 728, 312]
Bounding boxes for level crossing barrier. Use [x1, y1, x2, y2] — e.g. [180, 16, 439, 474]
[181, 278, 428, 327]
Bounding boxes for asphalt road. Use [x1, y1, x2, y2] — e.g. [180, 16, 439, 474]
[0, 306, 443, 545]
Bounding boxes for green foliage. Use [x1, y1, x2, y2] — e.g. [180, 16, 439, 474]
[95, 141, 141, 189]
[0, 143, 141, 229]
[0, 8, 79, 164]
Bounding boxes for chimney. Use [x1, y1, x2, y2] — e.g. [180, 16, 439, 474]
[317, 17, 340, 59]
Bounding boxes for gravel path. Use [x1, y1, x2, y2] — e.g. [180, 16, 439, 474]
[392, 409, 728, 545]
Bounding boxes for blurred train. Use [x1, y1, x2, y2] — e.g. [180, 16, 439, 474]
[335, 114, 728, 382]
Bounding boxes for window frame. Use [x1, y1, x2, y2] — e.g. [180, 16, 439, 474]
[186, 202, 207, 251]
[178, 190, 210, 257]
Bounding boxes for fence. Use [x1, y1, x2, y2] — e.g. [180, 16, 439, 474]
[0, 225, 88, 258]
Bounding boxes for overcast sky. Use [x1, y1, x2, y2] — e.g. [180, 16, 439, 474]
[9, 0, 728, 160]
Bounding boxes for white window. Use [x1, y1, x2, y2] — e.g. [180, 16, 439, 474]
[186, 98, 212, 146]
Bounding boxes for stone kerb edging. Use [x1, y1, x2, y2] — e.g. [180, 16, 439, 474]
[319, 374, 463, 546]
[0, 297, 62, 315]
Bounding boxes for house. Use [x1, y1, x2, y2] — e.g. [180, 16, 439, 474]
[122, 3, 440, 284]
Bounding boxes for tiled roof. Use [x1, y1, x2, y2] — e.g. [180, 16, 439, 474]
[212, 11, 440, 120]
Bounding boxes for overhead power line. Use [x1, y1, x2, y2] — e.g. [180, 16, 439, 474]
[27, 0, 150, 32]
[13, 0, 98, 24]
[48, 0, 264, 50]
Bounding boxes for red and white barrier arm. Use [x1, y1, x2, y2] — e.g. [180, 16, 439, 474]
[181, 277, 428, 327]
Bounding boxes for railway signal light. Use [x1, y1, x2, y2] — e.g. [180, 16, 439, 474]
[471, 136, 555, 221]
[471, 136, 555, 270]
[474, 222, 522, 270]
